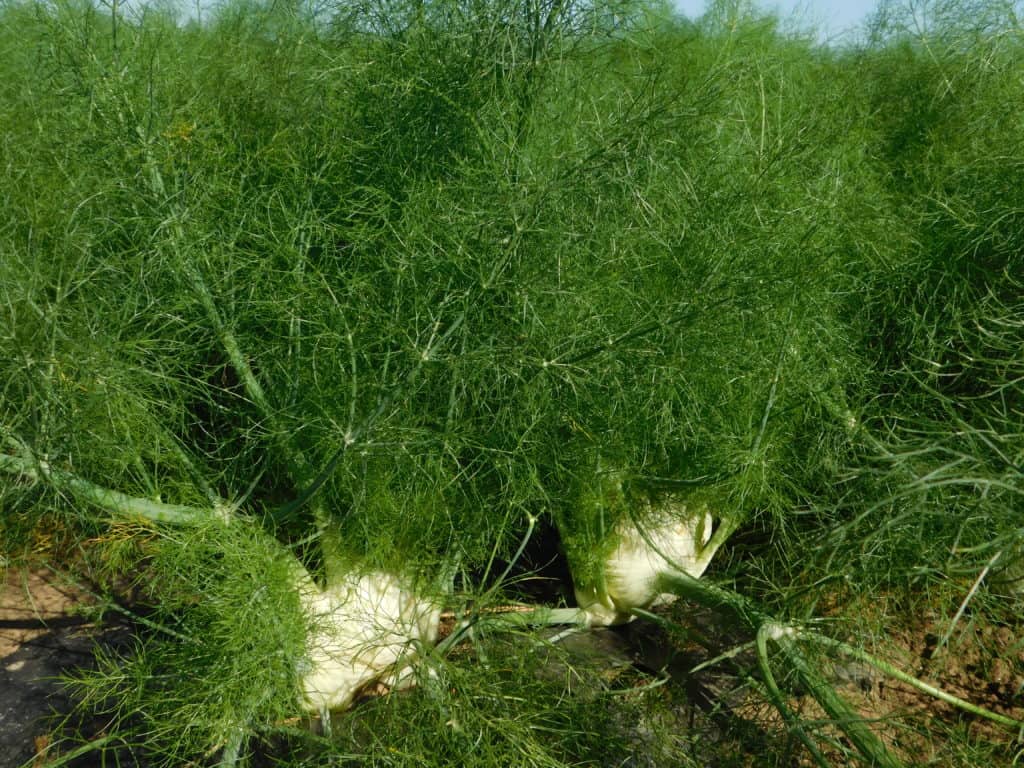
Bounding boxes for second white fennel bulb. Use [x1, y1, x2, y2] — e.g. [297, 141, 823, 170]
[575, 503, 715, 627]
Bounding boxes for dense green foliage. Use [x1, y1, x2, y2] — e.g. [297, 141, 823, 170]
[1, 0, 1022, 765]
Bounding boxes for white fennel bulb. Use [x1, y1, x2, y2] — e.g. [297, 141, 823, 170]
[575, 502, 715, 627]
[296, 569, 441, 713]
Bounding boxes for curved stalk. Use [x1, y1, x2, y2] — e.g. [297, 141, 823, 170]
[763, 623, 904, 768]
[756, 624, 832, 768]
[0, 451, 214, 526]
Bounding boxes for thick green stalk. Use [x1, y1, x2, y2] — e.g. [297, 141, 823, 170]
[655, 568, 768, 630]
[172, 237, 345, 580]
[177, 255, 308, 479]
[764, 623, 904, 768]
[651, 574, 904, 767]
[436, 606, 587, 657]
[756, 624, 832, 768]
[0, 451, 214, 526]
[147, 155, 334, 550]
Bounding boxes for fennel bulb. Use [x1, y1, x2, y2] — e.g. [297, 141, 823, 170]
[296, 569, 441, 712]
[575, 503, 715, 627]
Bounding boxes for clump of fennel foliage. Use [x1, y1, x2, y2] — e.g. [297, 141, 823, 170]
[1, 0, 1022, 766]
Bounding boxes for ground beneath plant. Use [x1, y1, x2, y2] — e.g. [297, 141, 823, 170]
[1, 568, 100, 768]
[2, 567, 1022, 767]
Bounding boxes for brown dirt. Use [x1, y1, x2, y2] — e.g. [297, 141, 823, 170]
[0, 569, 93, 656]
[0, 568, 101, 768]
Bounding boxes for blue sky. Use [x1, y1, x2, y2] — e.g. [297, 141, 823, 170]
[673, 0, 880, 40]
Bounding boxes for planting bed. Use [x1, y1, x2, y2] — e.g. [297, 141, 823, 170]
[3, 566, 1022, 767]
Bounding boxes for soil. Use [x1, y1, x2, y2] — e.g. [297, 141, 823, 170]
[0, 568, 126, 768]
[839, 611, 1024, 764]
